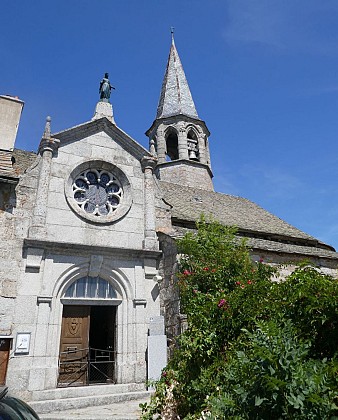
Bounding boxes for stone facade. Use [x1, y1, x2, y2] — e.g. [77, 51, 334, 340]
[0, 106, 164, 400]
[1, 37, 338, 404]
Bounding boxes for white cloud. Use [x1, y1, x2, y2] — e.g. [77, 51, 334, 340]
[238, 164, 304, 199]
[224, 0, 338, 55]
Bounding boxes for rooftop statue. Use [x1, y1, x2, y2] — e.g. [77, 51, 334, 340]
[99, 73, 115, 102]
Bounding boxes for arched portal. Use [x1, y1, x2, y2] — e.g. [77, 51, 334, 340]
[58, 276, 120, 387]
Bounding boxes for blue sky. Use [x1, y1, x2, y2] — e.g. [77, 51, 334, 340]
[2, 1, 338, 249]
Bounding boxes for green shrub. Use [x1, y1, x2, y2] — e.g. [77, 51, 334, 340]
[205, 321, 337, 419]
[141, 219, 338, 419]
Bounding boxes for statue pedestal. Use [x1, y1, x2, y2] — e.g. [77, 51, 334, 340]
[92, 101, 115, 124]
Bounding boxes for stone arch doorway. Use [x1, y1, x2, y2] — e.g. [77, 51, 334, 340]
[58, 276, 120, 387]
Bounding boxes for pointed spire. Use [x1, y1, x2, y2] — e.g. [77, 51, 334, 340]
[156, 34, 199, 120]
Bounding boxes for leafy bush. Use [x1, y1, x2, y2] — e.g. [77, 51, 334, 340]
[141, 220, 338, 419]
[205, 321, 337, 419]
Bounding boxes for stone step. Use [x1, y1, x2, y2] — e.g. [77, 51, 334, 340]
[30, 383, 144, 402]
[29, 388, 151, 415]
[37, 397, 148, 420]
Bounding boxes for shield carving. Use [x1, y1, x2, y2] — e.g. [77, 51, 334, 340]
[68, 318, 80, 336]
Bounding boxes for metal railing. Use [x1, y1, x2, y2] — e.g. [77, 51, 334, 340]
[58, 347, 116, 387]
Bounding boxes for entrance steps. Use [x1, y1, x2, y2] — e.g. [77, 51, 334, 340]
[28, 383, 151, 415]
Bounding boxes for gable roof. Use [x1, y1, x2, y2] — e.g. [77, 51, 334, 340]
[159, 181, 336, 253]
[12, 148, 37, 175]
[52, 117, 151, 161]
[0, 148, 37, 180]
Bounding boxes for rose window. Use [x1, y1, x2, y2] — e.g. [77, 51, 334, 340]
[72, 169, 123, 217]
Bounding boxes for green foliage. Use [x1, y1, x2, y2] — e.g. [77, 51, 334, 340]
[141, 219, 338, 419]
[206, 321, 337, 419]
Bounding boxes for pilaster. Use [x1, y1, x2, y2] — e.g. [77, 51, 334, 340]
[141, 156, 159, 250]
[29, 117, 59, 238]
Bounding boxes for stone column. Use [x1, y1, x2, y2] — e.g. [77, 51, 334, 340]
[29, 117, 59, 238]
[178, 125, 189, 160]
[198, 133, 207, 164]
[141, 156, 159, 250]
[155, 126, 166, 164]
[205, 136, 211, 166]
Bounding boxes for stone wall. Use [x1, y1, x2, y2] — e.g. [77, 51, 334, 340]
[155, 160, 214, 191]
[0, 161, 39, 337]
[41, 132, 145, 249]
[157, 232, 182, 357]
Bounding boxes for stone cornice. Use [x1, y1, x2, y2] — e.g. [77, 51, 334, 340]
[24, 238, 162, 259]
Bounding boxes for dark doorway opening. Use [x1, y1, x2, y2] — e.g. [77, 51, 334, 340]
[88, 306, 116, 384]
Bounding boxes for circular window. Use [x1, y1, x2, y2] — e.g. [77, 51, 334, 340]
[65, 161, 132, 224]
[73, 169, 123, 217]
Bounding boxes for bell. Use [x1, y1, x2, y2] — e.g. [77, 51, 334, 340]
[189, 149, 198, 160]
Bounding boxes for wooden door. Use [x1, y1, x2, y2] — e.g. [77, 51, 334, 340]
[0, 338, 10, 385]
[58, 306, 90, 386]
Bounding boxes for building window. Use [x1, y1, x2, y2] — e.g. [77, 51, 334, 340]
[65, 276, 117, 299]
[65, 160, 132, 224]
[73, 169, 123, 217]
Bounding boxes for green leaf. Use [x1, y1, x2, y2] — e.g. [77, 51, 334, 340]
[254, 396, 265, 406]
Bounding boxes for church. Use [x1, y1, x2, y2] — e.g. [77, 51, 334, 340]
[1, 36, 337, 411]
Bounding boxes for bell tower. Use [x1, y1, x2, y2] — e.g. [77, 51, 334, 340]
[146, 34, 214, 191]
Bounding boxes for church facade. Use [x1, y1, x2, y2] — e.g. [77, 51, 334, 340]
[1, 37, 338, 405]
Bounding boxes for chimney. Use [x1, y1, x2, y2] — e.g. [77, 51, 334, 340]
[0, 95, 24, 175]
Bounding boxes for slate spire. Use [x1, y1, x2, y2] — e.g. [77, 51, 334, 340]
[156, 35, 199, 120]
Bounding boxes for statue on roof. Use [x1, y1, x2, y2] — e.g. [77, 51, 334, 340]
[99, 73, 115, 102]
